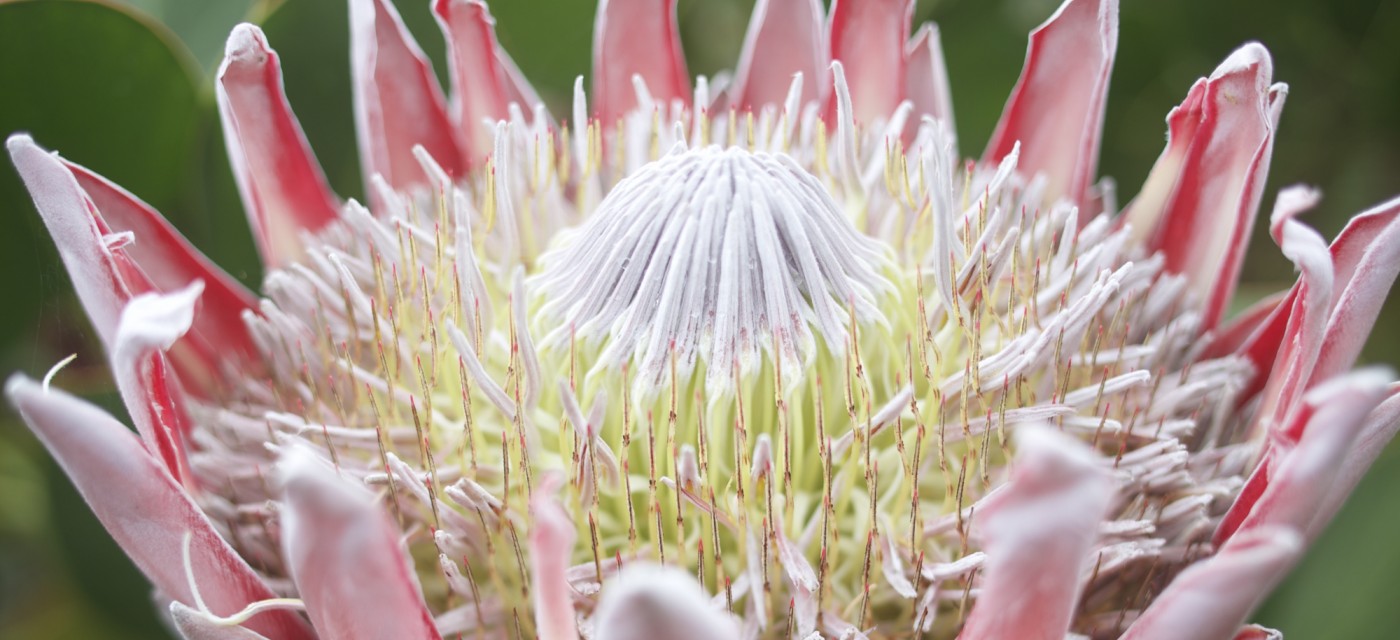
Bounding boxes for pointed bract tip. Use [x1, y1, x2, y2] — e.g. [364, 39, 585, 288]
[223, 23, 271, 66]
[277, 444, 370, 511]
[6, 132, 36, 154]
[1212, 42, 1272, 80]
[434, 0, 493, 20]
[1015, 422, 1102, 475]
[5, 372, 37, 402]
[1268, 184, 1324, 247]
[1269, 185, 1321, 224]
[113, 281, 205, 366]
[594, 563, 739, 640]
[1037, 0, 1118, 37]
[278, 442, 329, 481]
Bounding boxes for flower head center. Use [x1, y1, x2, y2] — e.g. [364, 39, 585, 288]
[537, 145, 891, 397]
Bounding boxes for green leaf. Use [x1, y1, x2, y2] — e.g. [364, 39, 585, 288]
[115, 0, 259, 71]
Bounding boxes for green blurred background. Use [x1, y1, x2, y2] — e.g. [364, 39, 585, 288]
[0, 0, 1396, 637]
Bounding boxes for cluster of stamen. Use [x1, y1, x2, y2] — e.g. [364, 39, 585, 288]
[183, 74, 1258, 638]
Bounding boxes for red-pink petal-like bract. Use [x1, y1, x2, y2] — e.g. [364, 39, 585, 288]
[1124, 527, 1304, 640]
[592, 0, 689, 125]
[903, 23, 955, 136]
[528, 475, 579, 640]
[984, 0, 1117, 207]
[1127, 43, 1282, 330]
[6, 376, 314, 640]
[433, 0, 517, 164]
[1218, 192, 1400, 545]
[64, 161, 261, 373]
[731, 0, 825, 110]
[827, 0, 913, 124]
[217, 24, 342, 268]
[1233, 370, 1390, 539]
[959, 426, 1115, 640]
[350, 0, 463, 191]
[278, 446, 442, 640]
[10, 136, 213, 479]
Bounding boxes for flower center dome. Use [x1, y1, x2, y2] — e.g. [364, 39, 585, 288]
[536, 145, 891, 397]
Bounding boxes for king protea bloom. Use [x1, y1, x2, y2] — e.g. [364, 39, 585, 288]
[8, 0, 1400, 638]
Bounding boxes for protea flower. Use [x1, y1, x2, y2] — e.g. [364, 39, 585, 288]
[8, 0, 1400, 638]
